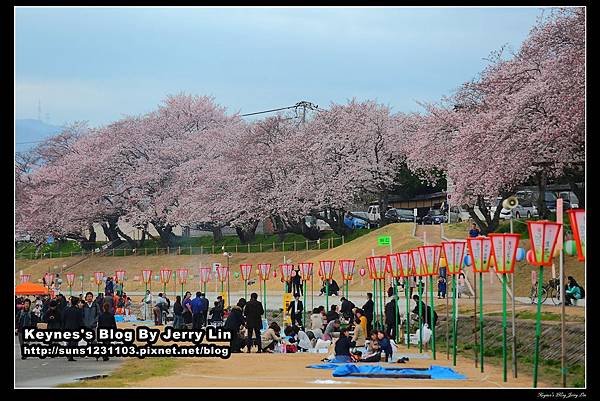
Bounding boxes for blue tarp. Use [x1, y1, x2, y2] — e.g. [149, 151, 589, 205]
[306, 364, 466, 380]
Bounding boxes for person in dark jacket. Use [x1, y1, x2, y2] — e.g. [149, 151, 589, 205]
[173, 296, 184, 329]
[224, 298, 246, 352]
[62, 297, 84, 361]
[243, 293, 264, 353]
[412, 295, 437, 328]
[334, 327, 356, 362]
[287, 293, 303, 328]
[16, 299, 37, 359]
[384, 295, 400, 340]
[326, 305, 339, 323]
[292, 267, 303, 296]
[82, 292, 100, 330]
[377, 330, 394, 362]
[97, 302, 117, 361]
[362, 292, 374, 335]
[45, 300, 62, 330]
[340, 297, 355, 320]
[209, 301, 224, 324]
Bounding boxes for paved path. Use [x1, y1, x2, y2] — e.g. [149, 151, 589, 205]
[14, 339, 122, 387]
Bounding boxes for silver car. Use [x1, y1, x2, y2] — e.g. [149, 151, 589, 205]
[499, 198, 538, 220]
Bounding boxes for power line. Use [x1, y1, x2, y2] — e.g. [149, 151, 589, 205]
[15, 101, 322, 145]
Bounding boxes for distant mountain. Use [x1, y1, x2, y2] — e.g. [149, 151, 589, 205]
[15, 119, 64, 152]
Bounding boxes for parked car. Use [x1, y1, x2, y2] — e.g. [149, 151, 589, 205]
[499, 198, 539, 220]
[304, 216, 332, 231]
[384, 208, 415, 223]
[559, 191, 579, 209]
[344, 211, 373, 229]
[367, 204, 381, 222]
[422, 209, 447, 225]
[448, 206, 471, 223]
[531, 191, 562, 212]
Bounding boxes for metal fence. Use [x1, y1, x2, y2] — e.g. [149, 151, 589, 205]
[15, 236, 346, 260]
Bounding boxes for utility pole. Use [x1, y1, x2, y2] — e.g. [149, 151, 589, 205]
[295, 101, 318, 124]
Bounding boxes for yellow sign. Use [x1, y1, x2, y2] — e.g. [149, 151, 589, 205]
[282, 293, 293, 325]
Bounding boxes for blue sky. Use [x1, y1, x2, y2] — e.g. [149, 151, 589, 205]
[15, 7, 546, 127]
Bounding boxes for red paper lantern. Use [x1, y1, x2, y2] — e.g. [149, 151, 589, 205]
[115, 270, 126, 282]
[142, 269, 152, 284]
[527, 220, 562, 267]
[297, 262, 313, 281]
[467, 236, 493, 273]
[366, 256, 387, 280]
[410, 249, 426, 277]
[526, 249, 536, 264]
[567, 209, 585, 262]
[258, 263, 271, 281]
[359, 268, 366, 277]
[159, 268, 172, 284]
[279, 264, 294, 281]
[216, 266, 230, 282]
[199, 267, 212, 284]
[441, 240, 467, 275]
[240, 264, 253, 281]
[93, 272, 104, 285]
[339, 259, 356, 281]
[20, 274, 31, 284]
[177, 268, 189, 284]
[319, 260, 336, 280]
[418, 244, 442, 277]
[65, 272, 75, 286]
[489, 233, 521, 274]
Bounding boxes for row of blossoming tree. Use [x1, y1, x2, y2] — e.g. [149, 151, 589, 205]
[16, 8, 584, 249]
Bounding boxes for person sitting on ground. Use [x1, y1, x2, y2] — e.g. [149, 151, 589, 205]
[297, 328, 313, 352]
[323, 319, 340, 341]
[209, 301, 224, 324]
[319, 279, 340, 296]
[261, 322, 282, 353]
[357, 330, 382, 362]
[310, 308, 324, 332]
[351, 316, 366, 348]
[333, 327, 356, 362]
[355, 309, 368, 336]
[326, 304, 339, 323]
[319, 306, 328, 328]
[377, 330, 394, 362]
[565, 276, 584, 306]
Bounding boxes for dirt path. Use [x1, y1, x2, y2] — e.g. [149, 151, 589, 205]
[131, 343, 549, 388]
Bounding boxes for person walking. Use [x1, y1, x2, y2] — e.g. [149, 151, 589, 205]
[191, 292, 204, 330]
[287, 293, 303, 328]
[173, 295, 184, 329]
[362, 293, 374, 335]
[141, 290, 152, 321]
[384, 294, 400, 340]
[243, 293, 264, 353]
[82, 292, 100, 331]
[437, 276, 447, 299]
[62, 296, 84, 361]
[15, 299, 37, 359]
[97, 302, 117, 361]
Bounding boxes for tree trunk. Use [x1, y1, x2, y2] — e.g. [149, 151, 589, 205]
[211, 225, 223, 243]
[101, 216, 122, 245]
[466, 194, 509, 235]
[235, 221, 259, 244]
[379, 189, 390, 227]
[317, 209, 352, 237]
[116, 225, 138, 249]
[80, 224, 96, 251]
[152, 222, 176, 247]
[536, 170, 549, 219]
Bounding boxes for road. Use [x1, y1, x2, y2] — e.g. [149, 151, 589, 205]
[14, 338, 122, 388]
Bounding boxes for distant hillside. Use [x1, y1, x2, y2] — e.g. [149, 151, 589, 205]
[15, 119, 63, 152]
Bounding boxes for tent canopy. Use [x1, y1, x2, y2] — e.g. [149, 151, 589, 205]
[15, 282, 50, 296]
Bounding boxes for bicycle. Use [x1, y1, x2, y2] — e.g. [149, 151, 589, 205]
[530, 278, 561, 305]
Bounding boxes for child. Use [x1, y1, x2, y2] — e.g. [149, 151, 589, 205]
[437, 276, 447, 299]
[358, 330, 382, 362]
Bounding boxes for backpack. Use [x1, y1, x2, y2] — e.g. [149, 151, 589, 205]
[578, 285, 585, 299]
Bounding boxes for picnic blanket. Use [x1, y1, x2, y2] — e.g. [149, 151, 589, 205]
[306, 364, 466, 380]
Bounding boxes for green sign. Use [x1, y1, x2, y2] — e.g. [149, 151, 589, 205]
[377, 236, 392, 246]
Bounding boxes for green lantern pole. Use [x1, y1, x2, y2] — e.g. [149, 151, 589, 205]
[379, 279, 385, 330]
[533, 266, 544, 388]
[144, 281, 148, 320]
[429, 274, 436, 360]
[311, 274, 314, 312]
[326, 280, 329, 312]
[502, 273, 508, 382]
[394, 279, 399, 343]
[405, 279, 410, 349]
[80, 276, 84, 295]
[418, 278, 423, 353]
[303, 280, 307, 328]
[181, 281, 184, 299]
[372, 279, 377, 329]
[244, 279, 248, 300]
[480, 272, 485, 372]
[263, 279, 267, 309]
[452, 275, 458, 366]
[69, 284, 73, 297]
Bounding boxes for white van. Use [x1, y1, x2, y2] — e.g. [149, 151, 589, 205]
[367, 205, 381, 222]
